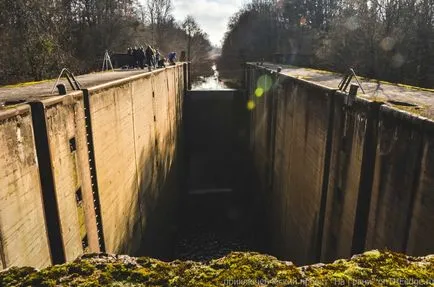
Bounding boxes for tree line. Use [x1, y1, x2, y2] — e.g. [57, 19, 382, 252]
[0, 0, 212, 85]
[219, 0, 434, 88]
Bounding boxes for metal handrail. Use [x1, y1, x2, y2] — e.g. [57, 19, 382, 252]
[50, 68, 82, 94]
[338, 68, 366, 94]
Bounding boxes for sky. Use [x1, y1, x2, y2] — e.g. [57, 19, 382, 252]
[170, 0, 246, 47]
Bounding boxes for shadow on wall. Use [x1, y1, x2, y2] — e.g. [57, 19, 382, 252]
[83, 65, 185, 257]
[0, 64, 186, 269]
[113, 130, 183, 260]
[246, 64, 434, 266]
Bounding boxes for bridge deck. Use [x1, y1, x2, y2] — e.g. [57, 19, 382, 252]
[257, 63, 434, 120]
[0, 69, 162, 103]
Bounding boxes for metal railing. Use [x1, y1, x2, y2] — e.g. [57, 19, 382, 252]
[338, 68, 365, 94]
[50, 68, 82, 95]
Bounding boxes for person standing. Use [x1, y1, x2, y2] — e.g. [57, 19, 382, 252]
[168, 51, 177, 65]
[132, 47, 139, 68]
[145, 45, 154, 71]
[156, 49, 160, 67]
[138, 47, 146, 69]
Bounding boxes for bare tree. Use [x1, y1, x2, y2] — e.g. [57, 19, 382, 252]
[182, 15, 201, 61]
[219, 0, 434, 88]
[146, 0, 173, 46]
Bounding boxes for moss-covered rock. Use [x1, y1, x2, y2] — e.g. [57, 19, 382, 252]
[1, 250, 433, 286]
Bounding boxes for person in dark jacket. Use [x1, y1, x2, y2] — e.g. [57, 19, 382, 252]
[145, 45, 154, 71]
[132, 47, 139, 68]
[138, 47, 146, 69]
[168, 52, 176, 65]
[156, 49, 160, 67]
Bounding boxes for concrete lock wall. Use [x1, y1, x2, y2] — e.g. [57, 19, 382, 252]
[0, 64, 185, 269]
[321, 92, 380, 262]
[86, 66, 183, 254]
[262, 76, 333, 265]
[366, 106, 434, 255]
[0, 106, 52, 269]
[41, 93, 100, 260]
[247, 64, 434, 265]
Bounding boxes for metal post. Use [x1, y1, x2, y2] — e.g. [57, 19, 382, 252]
[348, 84, 359, 107]
[183, 63, 188, 94]
[56, 84, 67, 95]
[187, 62, 192, 90]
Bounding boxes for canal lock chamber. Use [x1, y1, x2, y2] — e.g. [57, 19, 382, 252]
[137, 88, 271, 263]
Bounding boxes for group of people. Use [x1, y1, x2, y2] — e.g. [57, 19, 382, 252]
[126, 46, 177, 71]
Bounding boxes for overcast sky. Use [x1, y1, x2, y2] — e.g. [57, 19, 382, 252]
[170, 0, 246, 47]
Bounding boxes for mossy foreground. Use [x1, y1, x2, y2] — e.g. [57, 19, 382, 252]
[1, 250, 434, 286]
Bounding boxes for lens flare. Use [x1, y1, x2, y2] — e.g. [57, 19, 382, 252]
[344, 16, 360, 31]
[391, 53, 405, 68]
[247, 100, 256, 110]
[380, 37, 396, 51]
[257, 75, 272, 92]
[255, 87, 264, 97]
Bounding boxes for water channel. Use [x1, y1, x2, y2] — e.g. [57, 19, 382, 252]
[191, 64, 229, 90]
[138, 63, 268, 263]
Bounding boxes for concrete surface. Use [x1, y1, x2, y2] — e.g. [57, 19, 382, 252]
[257, 63, 434, 119]
[0, 105, 52, 269]
[2, 60, 434, 270]
[0, 69, 164, 103]
[247, 63, 434, 265]
[87, 66, 184, 254]
[42, 94, 100, 260]
[0, 64, 185, 269]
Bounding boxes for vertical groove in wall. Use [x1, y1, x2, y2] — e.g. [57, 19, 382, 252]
[130, 83, 145, 242]
[182, 91, 190, 197]
[187, 62, 192, 90]
[351, 102, 381, 254]
[403, 132, 426, 251]
[0, 225, 6, 268]
[150, 75, 160, 192]
[315, 90, 336, 262]
[29, 101, 66, 265]
[82, 89, 106, 252]
[183, 64, 188, 94]
[268, 75, 279, 194]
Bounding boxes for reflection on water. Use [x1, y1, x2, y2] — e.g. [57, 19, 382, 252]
[192, 64, 229, 90]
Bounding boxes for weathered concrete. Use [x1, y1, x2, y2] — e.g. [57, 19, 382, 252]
[366, 106, 432, 254]
[42, 94, 100, 260]
[2, 61, 434, 270]
[247, 63, 434, 265]
[321, 93, 380, 262]
[0, 106, 51, 269]
[0, 64, 185, 269]
[0, 70, 158, 102]
[259, 63, 434, 119]
[266, 78, 333, 265]
[85, 65, 184, 255]
[407, 133, 434, 256]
